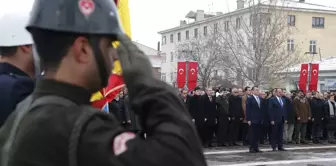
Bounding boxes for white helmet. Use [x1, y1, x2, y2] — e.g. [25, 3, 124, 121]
[0, 13, 33, 47]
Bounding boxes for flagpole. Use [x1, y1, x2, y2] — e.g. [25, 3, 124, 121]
[307, 62, 312, 92]
[184, 61, 189, 90]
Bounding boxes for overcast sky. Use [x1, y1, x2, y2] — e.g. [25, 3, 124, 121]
[0, 0, 335, 49]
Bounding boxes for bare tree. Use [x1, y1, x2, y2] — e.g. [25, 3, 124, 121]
[218, 0, 300, 87]
[175, 25, 225, 88]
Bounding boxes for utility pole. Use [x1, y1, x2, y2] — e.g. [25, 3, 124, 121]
[307, 62, 312, 92]
[184, 61, 189, 90]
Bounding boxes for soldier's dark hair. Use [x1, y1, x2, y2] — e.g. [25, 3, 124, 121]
[0, 46, 18, 57]
[244, 86, 250, 92]
[29, 29, 79, 71]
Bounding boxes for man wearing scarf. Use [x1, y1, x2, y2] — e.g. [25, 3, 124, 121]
[293, 90, 312, 144]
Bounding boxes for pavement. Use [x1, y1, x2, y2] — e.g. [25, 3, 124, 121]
[205, 144, 336, 166]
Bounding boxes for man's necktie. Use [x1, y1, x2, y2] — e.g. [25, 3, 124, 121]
[279, 98, 283, 107]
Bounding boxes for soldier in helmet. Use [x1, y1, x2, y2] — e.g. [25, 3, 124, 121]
[0, 13, 37, 127]
[0, 0, 206, 166]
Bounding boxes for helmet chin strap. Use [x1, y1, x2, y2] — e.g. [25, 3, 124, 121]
[89, 37, 109, 89]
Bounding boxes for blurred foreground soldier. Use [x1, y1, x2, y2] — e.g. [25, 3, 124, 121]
[216, 88, 230, 146]
[0, 0, 206, 166]
[0, 14, 36, 127]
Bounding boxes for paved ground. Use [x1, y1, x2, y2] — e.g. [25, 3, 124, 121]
[205, 144, 336, 166]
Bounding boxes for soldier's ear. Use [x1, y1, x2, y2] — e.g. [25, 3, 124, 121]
[19, 45, 32, 54]
[72, 36, 91, 64]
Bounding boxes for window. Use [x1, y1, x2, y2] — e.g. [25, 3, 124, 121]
[236, 18, 241, 29]
[287, 39, 294, 51]
[161, 53, 166, 62]
[162, 36, 166, 45]
[224, 21, 229, 31]
[214, 23, 218, 33]
[204, 26, 208, 36]
[194, 28, 198, 38]
[170, 34, 174, 43]
[177, 32, 181, 42]
[312, 17, 324, 28]
[170, 52, 174, 62]
[161, 73, 166, 81]
[288, 15, 295, 26]
[186, 30, 189, 40]
[309, 40, 317, 53]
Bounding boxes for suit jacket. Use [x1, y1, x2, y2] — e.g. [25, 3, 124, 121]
[188, 95, 205, 124]
[268, 96, 287, 124]
[229, 96, 243, 119]
[242, 95, 248, 122]
[246, 95, 263, 124]
[202, 95, 217, 125]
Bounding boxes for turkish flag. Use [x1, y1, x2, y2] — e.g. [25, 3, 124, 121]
[188, 61, 198, 90]
[298, 64, 309, 92]
[177, 62, 187, 88]
[91, 74, 124, 109]
[309, 64, 319, 92]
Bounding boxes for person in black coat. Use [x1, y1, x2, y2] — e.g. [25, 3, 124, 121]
[310, 92, 325, 144]
[203, 88, 218, 147]
[228, 88, 243, 146]
[323, 94, 336, 144]
[283, 92, 296, 144]
[180, 88, 189, 108]
[188, 87, 206, 145]
[260, 91, 271, 144]
[216, 88, 230, 146]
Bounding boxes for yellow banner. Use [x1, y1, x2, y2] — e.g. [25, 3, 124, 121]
[91, 0, 131, 102]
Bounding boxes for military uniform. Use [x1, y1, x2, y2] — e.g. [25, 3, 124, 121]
[0, 63, 34, 126]
[0, 13, 36, 127]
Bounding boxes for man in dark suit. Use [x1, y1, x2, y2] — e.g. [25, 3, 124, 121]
[203, 88, 218, 147]
[246, 87, 263, 153]
[268, 88, 287, 151]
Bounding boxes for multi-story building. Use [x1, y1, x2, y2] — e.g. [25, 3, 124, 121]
[158, 0, 336, 87]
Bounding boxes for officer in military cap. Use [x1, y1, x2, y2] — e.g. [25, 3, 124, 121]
[0, 13, 37, 127]
[0, 0, 206, 166]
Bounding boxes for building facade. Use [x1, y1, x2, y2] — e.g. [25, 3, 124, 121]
[158, 0, 336, 87]
[279, 56, 336, 92]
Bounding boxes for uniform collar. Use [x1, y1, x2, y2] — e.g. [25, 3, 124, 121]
[33, 79, 91, 105]
[0, 62, 29, 77]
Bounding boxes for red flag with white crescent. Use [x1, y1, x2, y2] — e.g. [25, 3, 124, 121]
[188, 62, 198, 90]
[309, 64, 319, 92]
[299, 64, 308, 92]
[177, 62, 186, 88]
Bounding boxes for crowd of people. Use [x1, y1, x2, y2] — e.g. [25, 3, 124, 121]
[174, 86, 336, 152]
